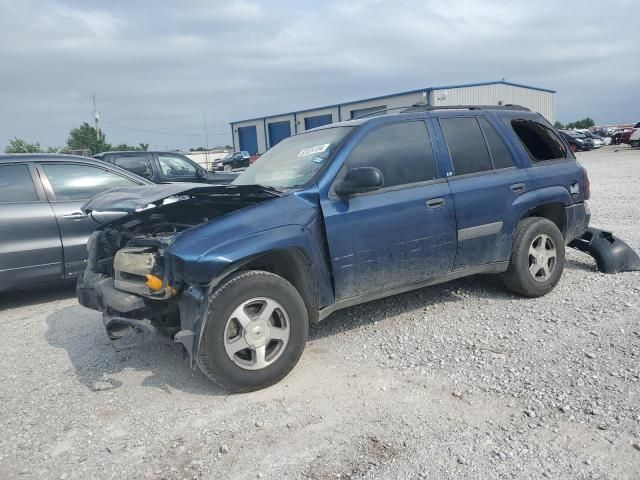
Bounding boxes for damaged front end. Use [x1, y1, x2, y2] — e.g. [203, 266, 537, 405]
[77, 184, 279, 364]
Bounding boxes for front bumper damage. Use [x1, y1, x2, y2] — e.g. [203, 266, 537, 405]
[77, 247, 208, 367]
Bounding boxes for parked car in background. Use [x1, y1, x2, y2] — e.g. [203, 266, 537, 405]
[94, 151, 236, 183]
[580, 131, 604, 148]
[629, 128, 640, 147]
[212, 151, 251, 172]
[560, 131, 595, 152]
[592, 129, 613, 145]
[0, 154, 153, 291]
[611, 128, 631, 145]
[619, 122, 640, 145]
[78, 104, 590, 392]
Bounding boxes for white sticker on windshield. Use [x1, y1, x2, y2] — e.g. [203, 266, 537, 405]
[297, 143, 330, 157]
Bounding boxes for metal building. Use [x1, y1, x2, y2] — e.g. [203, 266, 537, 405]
[230, 80, 555, 155]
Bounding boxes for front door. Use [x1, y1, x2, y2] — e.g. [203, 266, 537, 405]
[37, 162, 141, 277]
[321, 120, 457, 300]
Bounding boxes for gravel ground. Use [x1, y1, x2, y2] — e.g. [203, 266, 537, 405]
[1, 146, 639, 480]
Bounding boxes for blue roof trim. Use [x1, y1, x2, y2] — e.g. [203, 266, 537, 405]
[230, 80, 555, 125]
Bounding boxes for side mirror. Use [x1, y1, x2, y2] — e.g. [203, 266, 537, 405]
[335, 167, 384, 196]
[197, 168, 207, 178]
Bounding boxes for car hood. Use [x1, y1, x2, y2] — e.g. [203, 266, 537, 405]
[82, 183, 280, 214]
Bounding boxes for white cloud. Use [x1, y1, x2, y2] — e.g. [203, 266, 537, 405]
[0, 0, 637, 150]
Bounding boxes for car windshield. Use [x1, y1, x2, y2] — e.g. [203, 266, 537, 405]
[232, 127, 353, 189]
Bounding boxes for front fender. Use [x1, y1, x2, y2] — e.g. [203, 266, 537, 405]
[177, 223, 334, 307]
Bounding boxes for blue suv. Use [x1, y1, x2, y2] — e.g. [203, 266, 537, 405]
[77, 105, 590, 392]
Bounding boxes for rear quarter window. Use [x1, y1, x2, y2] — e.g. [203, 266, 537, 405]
[505, 118, 567, 162]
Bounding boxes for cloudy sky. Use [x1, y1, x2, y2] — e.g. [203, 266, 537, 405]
[1, 0, 637, 151]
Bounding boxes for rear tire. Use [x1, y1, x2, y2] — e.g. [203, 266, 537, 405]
[197, 270, 308, 392]
[503, 217, 565, 298]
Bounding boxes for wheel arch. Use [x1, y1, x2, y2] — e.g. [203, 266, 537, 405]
[525, 202, 567, 237]
[210, 247, 320, 324]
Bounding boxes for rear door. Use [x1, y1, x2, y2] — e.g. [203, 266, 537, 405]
[320, 120, 457, 300]
[37, 162, 144, 277]
[0, 162, 63, 289]
[434, 114, 532, 269]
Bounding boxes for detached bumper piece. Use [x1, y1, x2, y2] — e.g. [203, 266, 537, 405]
[103, 311, 156, 350]
[569, 227, 640, 273]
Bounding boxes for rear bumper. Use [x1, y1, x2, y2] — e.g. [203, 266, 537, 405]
[564, 202, 590, 244]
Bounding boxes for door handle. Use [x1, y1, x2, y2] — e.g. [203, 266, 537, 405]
[426, 198, 446, 208]
[63, 212, 87, 220]
[510, 183, 526, 193]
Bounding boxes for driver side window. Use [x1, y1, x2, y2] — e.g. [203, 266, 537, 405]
[345, 121, 438, 189]
[157, 155, 197, 177]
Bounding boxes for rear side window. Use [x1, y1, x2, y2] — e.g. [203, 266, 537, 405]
[439, 117, 492, 175]
[508, 119, 566, 161]
[346, 121, 438, 188]
[478, 118, 514, 169]
[42, 163, 140, 201]
[111, 154, 153, 179]
[0, 164, 39, 202]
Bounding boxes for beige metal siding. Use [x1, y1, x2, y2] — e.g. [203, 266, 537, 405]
[338, 91, 427, 120]
[430, 84, 554, 122]
[296, 107, 340, 133]
[232, 120, 266, 153]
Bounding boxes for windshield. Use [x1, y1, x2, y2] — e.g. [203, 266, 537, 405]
[233, 127, 353, 188]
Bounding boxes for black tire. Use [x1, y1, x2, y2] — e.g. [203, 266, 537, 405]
[197, 270, 308, 392]
[503, 217, 565, 298]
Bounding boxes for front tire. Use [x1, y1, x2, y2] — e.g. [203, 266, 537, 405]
[197, 270, 309, 392]
[224, 164, 233, 172]
[503, 217, 565, 297]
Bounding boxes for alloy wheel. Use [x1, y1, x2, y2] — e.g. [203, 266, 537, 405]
[528, 234, 557, 282]
[223, 297, 291, 370]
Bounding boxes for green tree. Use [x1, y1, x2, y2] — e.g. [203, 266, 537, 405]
[567, 118, 595, 129]
[4, 137, 42, 153]
[66, 122, 111, 155]
[554, 121, 565, 130]
[112, 142, 149, 152]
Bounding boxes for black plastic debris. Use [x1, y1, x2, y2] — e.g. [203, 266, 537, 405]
[569, 227, 640, 274]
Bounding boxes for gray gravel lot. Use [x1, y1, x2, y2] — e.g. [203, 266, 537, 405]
[1, 146, 639, 480]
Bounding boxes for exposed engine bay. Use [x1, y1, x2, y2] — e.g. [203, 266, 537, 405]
[78, 184, 280, 356]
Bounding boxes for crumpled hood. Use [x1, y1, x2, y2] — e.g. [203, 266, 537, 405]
[82, 183, 280, 214]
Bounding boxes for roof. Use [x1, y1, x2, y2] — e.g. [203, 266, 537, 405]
[230, 80, 556, 125]
[0, 153, 93, 163]
[93, 150, 185, 157]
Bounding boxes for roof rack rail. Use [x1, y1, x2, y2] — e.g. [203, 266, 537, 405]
[401, 104, 531, 113]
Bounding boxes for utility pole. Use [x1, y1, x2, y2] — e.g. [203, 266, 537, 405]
[92, 94, 100, 140]
[203, 110, 210, 169]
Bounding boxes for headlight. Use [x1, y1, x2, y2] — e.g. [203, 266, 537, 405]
[575, 139, 584, 144]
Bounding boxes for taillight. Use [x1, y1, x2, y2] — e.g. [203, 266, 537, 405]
[583, 168, 590, 200]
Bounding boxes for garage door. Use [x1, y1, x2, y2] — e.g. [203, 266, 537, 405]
[238, 126, 258, 155]
[268, 121, 291, 147]
[304, 114, 333, 130]
[350, 105, 387, 119]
